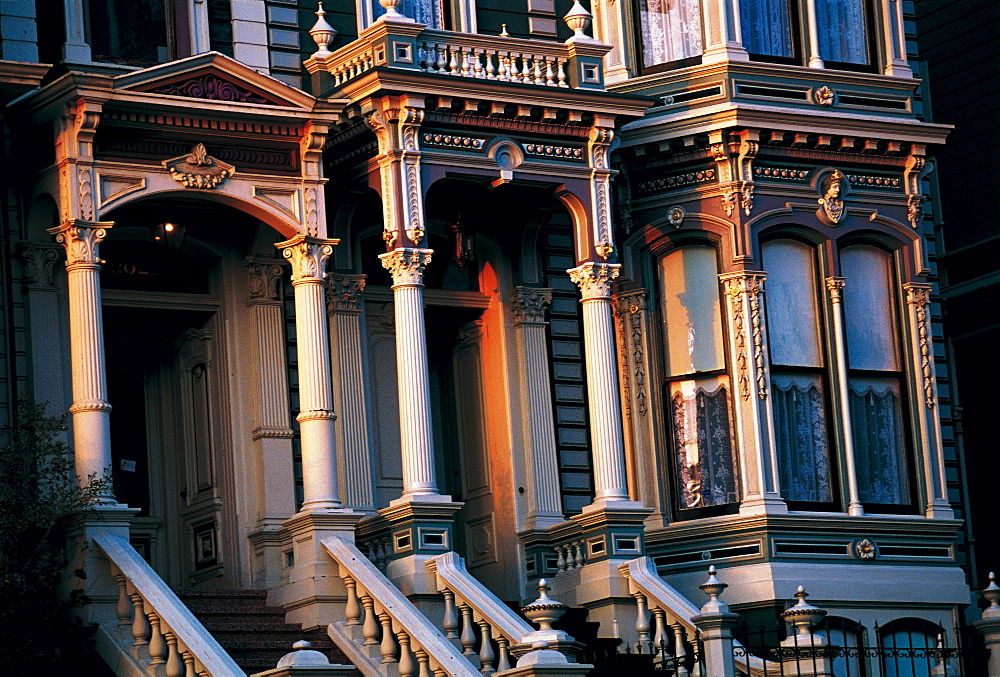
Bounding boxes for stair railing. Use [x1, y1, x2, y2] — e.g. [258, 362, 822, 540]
[92, 532, 244, 677]
[426, 552, 538, 672]
[621, 556, 765, 676]
[321, 535, 480, 677]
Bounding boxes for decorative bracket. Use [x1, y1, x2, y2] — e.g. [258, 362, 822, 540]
[711, 130, 758, 217]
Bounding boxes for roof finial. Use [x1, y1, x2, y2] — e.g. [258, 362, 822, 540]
[564, 1, 597, 44]
[309, 3, 337, 58]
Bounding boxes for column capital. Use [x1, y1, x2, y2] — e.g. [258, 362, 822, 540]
[511, 287, 552, 324]
[567, 262, 620, 300]
[825, 276, 846, 300]
[277, 234, 339, 284]
[379, 248, 433, 288]
[48, 220, 113, 270]
[903, 281, 932, 306]
[19, 242, 62, 289]
[245, 258, 286, 305]
[327, 273, 367, 313]
[719, 270, 766, 296]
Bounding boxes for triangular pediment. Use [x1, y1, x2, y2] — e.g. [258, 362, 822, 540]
[114, 52, 314, 110]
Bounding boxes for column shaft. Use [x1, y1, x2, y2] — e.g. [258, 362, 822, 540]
[826, 278, 864, 516]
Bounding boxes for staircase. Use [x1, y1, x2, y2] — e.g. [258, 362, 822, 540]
[177, 590, 358, 676]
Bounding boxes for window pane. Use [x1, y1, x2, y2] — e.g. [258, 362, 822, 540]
[841, 245, 900, 372]
[816, 0, 869, 64]
[849, 376, 910, 505]
[88, 0, 169, 64]
[762, 240, 823, 368]
[659, 246, 726, 377]
[670, 378, 739, 508]
[772, 373, 832, 503]
[739, 0, 794, 58]
[638, 0, 703, 67]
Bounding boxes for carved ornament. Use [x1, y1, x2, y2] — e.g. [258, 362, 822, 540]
[511, 287, 552, 324]
[817, 170, 847, 224]
[278, 235, 338, 283]
[568, 262, 620, 300]
[904, 283, 935, 408]
[614, 290, 648, 417]
[712, 133, 757, 217]
[721, 272, 768, 401]
[667, 205, 686, 228]
[148, 73, 271, 104]
[813, 86, 836, 106]
[48, 220, 113, 270]
[245, 260, 285, 304]
[20, 244, 61, 288]
[327, 274, 366, 312]
[379, 248, 433, 287]
[164, 143, 235, 189]
[854, 539, 877, 560]
[903, 153, 928, 229]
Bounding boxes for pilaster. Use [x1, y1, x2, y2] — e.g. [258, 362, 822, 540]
[719, 272, 786, 516]
[880, 0, 913, 77]
[20, 243, 71, 421]
[701, 0, 749, 64]
[326, 274, 377, 513]
[511, 287, 563, 530]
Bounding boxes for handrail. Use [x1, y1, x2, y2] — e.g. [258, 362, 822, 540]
[93, 532, 245, 677]
[427, 551, 535, 650]
[321, 535, 480, 677]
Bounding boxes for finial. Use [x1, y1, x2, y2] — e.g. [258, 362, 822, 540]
[309, 3, 337, 58]
[377, 0, 414, 23]
[292, 640, 312, 650]
[500, 23, 509, 37]
[522, 579, 568, 633]
[698, 565, 729, 614]
[981, 571, 1000, 619]
[781, 585, 827, 644]
[563, 0, 597, 44]
[276, 639, 331, 668]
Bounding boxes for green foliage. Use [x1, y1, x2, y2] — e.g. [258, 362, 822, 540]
[0, 402, 112, 674]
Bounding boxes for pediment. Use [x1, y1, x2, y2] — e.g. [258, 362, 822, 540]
[114, 52, 314, 110]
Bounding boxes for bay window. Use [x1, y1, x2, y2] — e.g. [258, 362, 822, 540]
[658, 245, 740, 513]
[637, 0, 703, 69]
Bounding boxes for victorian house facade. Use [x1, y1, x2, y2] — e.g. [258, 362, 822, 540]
[0, 0, 990, 674]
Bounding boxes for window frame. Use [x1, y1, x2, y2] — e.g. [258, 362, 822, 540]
[631, 0, 705, 75]
[812, 0, 881, 73]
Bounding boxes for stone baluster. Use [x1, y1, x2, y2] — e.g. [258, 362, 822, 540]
[556, 546, 566, 573]
[652, 607, 669, 663]
[460, 605, 479, 664]
[442, 589, 460, 641]
[635, 592, 651, 649]
[148, 612, 167, 664]
[398, 631, 417, 676]
[344, 576, 361, 625]
[497, 637, 511, 672]
[574, 541, 585, 569]
[379, 613, 397, 664]
[130, 593, 149, 647]
[415, 648, 432, 677]
[114, 574, 131, 625]
[362, 595, 380, 645]
[673, 622, 690, 677]
[165, 632, 184, 677]
[478, 621, 496, 675]
[182, 651, 197, 677]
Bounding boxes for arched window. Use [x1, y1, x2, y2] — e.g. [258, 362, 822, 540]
[817, 616, 867, 677]
[878, 618, 945, 677]
[658, 245, 739, 513]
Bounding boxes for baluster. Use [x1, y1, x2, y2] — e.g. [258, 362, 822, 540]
[130, 593, 150, 647]
[545, 57, 556, 86]
[574, 541, 585, 569]
[533, 55, 543, 84]
[460, 46, 471, 77]
[448, 46, 459, 75]
[673, 622, 690, 677]
[379, 613, 397, 664]
[344, 576, 361, 626]
[520, 54, 531, 83]
[415, 648, 433, 677]
[436, 44, 447, 73]
[397, 631, 417, 676]
[485, 50, 496, 79]
[635, 592, 651, 649]
[459, 604, 478, 660]
[497, 637, 511, 672]
[556, 546, 566, 573]
[652, 607, 669, 663]
[442, 589, 459, 640]
[473, 49, 484, 78]
[148, 612, 167, 665]
[362, 595, 380, 645]
[418, 42, 429, 71]
[433, 669, 448, 677]
[376, 538, 388, 572]
[114, 574, 132, 625]
[497, 53, 510, 81]
[478, 621, 496, 675]
[557, 59, 567, 87]
[182, 651, 197, 677]
[165, 632, 184, 677]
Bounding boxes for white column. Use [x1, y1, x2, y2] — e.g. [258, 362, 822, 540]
[701, 0, 748, 63]
[279, 235, 341, 512]
[49, 220, 116, 502]
[825, 278, 864, 517]
[567, 262, 634, 509]
[511, 287, 563, 528]
[903, 283, 953, 519]
[881, 0, 912, 77]
[379, 248, 448, 503]
[803, 0, 825, 68]
[720, 272, 786, 516]
[62, 0, 92, 62]
[327, 274, 377, 512]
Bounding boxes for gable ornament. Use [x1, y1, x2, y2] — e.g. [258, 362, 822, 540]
[164, 143, 235, 189]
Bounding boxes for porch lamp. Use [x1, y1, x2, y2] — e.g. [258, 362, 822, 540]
[152, 220, 187, 250]
[449, 219, 474, 270]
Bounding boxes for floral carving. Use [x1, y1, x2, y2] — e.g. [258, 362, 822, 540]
[511, 287, 552, 324]
[854, 539, 877, 560]
[614, 291, 648, 417]
[905, 283, 936, 408]
[246, 261, 285, 303]
[164, 143, 235, 189]
[279, 236, 335, 283]
[813, 86, 836, 106]
[568, 262, 620, 300]
[48, 220, 111, 269]
[667, 205, 686, 228]
[723, 273, 768, 400]
[20, 245, 61, 288]
[149, 74, 270, 104]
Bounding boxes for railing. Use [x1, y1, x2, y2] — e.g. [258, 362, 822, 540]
[92, 532, 244, 677]
[322, 535, 480, 677]
[426, 552, 537, 672]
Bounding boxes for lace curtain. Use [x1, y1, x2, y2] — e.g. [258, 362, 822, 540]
[815, 0, 869, 64]
[739, 0, 794, 58]
[672, 383, 739, 508]
[772, 374, 832, 503]
[638, 0, 704, 67]
[850, 378, 910, 505]
[373, 0, 442, 28]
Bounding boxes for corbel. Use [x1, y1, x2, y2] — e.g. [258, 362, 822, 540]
[710, 129, 758, 218]
[903, 145, 929, 229]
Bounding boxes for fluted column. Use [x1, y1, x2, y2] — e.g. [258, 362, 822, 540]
[567, 262, 631, 507]
[825, 278, 864, 517]
[379, 248, 446, 502]
[278, 234, 341, 511]
[49, 220, 116, 502]
[903, 283, 953, 519]
[327, 274, 376, 512]
[719, 272, 785, 515]
[511, 287, 563, 528]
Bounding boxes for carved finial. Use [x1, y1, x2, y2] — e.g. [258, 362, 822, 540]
[521, 579, 568, 633]
[500, 23, 509, 37]
[564, 0, 597, 43]
[698, 566, 730, 614]
[981, 572, 1000, 619]
[309, 3, 337, 58]
[781, 585, 828, 645]
[377, 0, 413, 23]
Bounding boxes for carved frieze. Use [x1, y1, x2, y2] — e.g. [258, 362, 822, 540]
[164, 143, 235, 189]
[511, 287, 552, 324]
[568, 262, 620, 300]
[148, 73, 271, 104]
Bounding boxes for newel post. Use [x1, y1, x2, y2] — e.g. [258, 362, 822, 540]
[691, 566, 740, 677]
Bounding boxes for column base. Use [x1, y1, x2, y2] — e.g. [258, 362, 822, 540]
[389, 491, 459, 507]
[379, 498, 463, 597]
[925, 502, 956, 520]
[580, 498, 647, 514]
[739, 495, 788, 516]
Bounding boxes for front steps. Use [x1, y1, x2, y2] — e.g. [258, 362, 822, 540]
[177, 589, 358, 675]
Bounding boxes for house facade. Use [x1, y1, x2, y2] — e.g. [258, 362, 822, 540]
[0, 0, 991, 674]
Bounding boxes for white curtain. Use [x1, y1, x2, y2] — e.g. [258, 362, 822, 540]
[816, 0, 869, 64]
[739, 0, 794, 58]
[638, 0, 704, 67]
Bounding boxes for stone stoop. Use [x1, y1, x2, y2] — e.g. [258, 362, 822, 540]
[177, 589, 358, 675]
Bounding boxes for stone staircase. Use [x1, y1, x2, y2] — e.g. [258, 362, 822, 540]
[177, 589, 358, 676]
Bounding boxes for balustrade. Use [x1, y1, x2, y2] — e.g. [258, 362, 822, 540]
[416, 39, 568, 88]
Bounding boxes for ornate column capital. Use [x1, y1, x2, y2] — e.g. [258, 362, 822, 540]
[327, 273, 367, 313]
[719, 271, 766, 296]
[245, 258, 286, 305]
[825, 276, 846, 302]
[511, 287, 552, 324]
[568, 262, 620, 300]
[379, 248, 433, 288]
[19, 242, 62, 289]
[48, 220, 113, 271]
[904, 282, 932, 306]
[277, 234, 339, 284]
